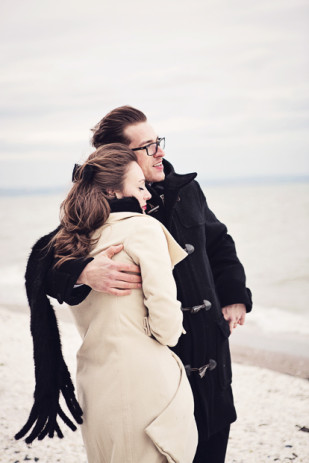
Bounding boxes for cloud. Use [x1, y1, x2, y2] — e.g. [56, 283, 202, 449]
[1, 0, 308, 187]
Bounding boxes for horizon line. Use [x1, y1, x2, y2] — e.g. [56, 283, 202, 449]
[1, 174, 308, 197]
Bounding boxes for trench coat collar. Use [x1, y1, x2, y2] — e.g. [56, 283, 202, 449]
[105, 211, 146, 225]
[103, 210, 188, 267]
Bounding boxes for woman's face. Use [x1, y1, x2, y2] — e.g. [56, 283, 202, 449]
[115, 162, 151, 212]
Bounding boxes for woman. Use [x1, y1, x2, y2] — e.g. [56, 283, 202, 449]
[17, 143, 197, 463]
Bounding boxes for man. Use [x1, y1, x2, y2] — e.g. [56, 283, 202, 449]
[46, 106, 252, 462]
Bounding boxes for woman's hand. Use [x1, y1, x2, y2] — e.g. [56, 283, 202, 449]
[77, 244, 142, 296]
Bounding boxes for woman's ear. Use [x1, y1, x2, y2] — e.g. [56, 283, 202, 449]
[106, 189, 122, 199]
[106, 189, 116, 198]
[114, 191, 123, 199]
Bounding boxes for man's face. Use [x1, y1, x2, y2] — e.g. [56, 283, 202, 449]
[124, 122, 165, 183]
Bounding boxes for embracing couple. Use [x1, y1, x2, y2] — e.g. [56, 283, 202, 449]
[16, 106, 252, 463]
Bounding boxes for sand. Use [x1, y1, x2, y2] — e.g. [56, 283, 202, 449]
[1, 305, 309, 463]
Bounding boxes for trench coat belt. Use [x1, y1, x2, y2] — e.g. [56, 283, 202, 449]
[184, 359, 217, 379]
[181, 299, 212, 314]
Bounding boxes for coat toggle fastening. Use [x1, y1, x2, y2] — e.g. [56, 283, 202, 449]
[181, 299, 212, 314]
[185, 359, 217, 379]
[184, 243, 195, 255]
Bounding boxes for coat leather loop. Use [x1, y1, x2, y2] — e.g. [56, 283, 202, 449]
[181, 299, 212, 314]
[184, 359, 217, 379]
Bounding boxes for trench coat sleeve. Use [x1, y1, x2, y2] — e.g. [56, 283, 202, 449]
[123, 217, 187, 347]
[198, 185, 253, 312]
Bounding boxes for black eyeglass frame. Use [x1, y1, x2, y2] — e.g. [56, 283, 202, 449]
[132, 137, 165, 157]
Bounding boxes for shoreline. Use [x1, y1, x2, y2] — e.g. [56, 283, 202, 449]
[230, 323, 309, 380]
[231, 343, 309, 380]
[2, 302, 309, 380]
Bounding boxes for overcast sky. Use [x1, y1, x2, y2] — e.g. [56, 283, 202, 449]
[1, 0, 308, 190]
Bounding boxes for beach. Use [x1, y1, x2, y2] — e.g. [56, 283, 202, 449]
[1, 183, 309, 461]
[1, 303, 309, 463]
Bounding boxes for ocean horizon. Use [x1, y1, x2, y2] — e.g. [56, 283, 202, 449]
[1, 175, 308, 197]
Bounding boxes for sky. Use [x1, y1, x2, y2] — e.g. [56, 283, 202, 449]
[0, 0, 308, 190]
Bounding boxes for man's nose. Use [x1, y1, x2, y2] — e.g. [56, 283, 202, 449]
[154, 145, 165, 157]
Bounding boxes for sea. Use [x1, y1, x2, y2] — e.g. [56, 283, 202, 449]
[1, 181, 308, 355]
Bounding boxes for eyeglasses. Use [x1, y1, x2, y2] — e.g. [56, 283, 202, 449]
[132, 137, 165, 157]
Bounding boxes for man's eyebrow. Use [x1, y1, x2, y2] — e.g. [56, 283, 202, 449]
[137, 137, 158, 147]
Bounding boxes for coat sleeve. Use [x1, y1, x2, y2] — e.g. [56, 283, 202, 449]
[25, 227, 92, 306]
[198, 184, 253, 312]
[45, 256, 93, 305]
[123, 217, 185, 347]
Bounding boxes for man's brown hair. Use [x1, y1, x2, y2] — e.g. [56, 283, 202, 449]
[91, 106, 147, 148]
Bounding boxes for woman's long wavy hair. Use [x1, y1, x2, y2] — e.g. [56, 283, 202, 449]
[52, 143, 137, 267]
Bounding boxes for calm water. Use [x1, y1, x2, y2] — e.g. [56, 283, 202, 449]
[1, 182, 308, 335]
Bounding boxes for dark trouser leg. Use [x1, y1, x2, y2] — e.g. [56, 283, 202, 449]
[193, 425, 230, 463]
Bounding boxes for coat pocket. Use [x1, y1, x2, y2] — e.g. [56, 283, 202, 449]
[216, 318, 232, 389]
[145, 355, 198, 463]
[175, 205, 206, 229]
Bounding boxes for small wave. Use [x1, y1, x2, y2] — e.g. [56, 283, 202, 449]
[247, 305, 309, 336]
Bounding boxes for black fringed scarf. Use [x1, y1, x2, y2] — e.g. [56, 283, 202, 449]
[15, 197, 143, 444]
[15, 228, 83, 443]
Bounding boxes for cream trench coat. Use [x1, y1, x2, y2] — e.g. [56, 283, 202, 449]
[70, 212, 198, 463]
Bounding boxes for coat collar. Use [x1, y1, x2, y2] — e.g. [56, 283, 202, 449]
[103, 210, 188, 268]
[159, 159, 197, 191]
[146, 160, 197, 229]
[105, 211, 145, 225]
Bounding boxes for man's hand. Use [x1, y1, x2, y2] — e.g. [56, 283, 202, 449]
[77, 244, 141, 296]
[222, 303, 246, 334]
